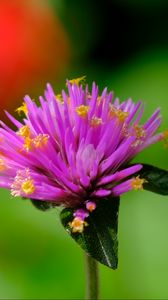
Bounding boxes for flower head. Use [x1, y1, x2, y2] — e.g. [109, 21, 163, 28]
[0, 79, 163, 232]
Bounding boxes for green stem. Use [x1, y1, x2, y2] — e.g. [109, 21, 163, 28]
[85, 253, 99, 300]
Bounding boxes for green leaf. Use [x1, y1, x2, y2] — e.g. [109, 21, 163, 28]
[60, 197, 120, 269]
[30, 199, 52, 211]
[138, 164, 168, 195]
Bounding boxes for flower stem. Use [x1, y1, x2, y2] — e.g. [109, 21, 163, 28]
[85, 253, 99, 300]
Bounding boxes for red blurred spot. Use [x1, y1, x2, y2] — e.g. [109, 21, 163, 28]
[0, 0, 70, 122]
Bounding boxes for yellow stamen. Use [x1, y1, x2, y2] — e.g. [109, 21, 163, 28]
[33, 134, 49, 148]
[23, 134, 49, 151]
[69, 217, 88, 233]
[162, 129, 168, 147]
[90, 117, 102, 127]
[55, 94, 64, 103]
[131, 124, 146, 147]
[116, 110, 128, 122]
[109, 105, 129, 122]
[16, 102, 28, 115]
[11, 169, 35, 197]
[163, 129, 168, 139]
[75, 105, 90, 118]
[134, 124, 146, 139]
[17, 125, 31, 138]
[21, 179, 35, 195]
[0, 158, 6, 171]
[68, 76, 86, 86]
[131, 176, 146, 190]
[24, 137, 33, 151]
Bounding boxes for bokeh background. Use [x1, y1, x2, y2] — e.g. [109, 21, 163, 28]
[0, 0, 168, 299]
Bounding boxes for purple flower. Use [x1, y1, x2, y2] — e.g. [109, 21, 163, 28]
[0, 78, 163, 232]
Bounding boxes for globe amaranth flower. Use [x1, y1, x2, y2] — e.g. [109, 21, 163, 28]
[0, 77, 163, 233]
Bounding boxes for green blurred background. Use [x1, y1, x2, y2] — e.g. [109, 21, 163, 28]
[0, 0, 168, 299]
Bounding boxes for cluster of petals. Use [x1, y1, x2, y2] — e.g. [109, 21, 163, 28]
[0, 79, 163, 216]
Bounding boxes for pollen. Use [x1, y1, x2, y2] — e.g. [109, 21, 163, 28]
[68, 76, 86, 86]
[116, 110, 129, 122]
[24, 137, 33, 151]
[90, 117, 102, 127]
[33, 134, 49, 148]
[109, 105, 128, 122]
[131, 176, 146, 190]
[163, 129, 168, 138]
[69, 217, 88, 233]
[11, 169, 35, 197]
[134, 124, 146, 139]
[21, 179, 35, 195]
[17, 125, 31, 138]
[162, 129, 168, 147]
[75, 105, 90, 118]
[16, 102, 28, 115]
[23, 134, 49, 151]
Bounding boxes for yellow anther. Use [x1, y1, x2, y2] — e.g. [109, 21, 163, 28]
[17, 125, 31, 138]
[55, 94, 64, 103]
[11, 169, 35, 197]
[21, 179, 35, 195]
[23, 134, 49, 151]
[0, 158, 6, 171]
[131, 176, 146, 191]
[16, 102, 28, 115]
[69, 217, 88, 233]
[24, 137, 33, 151]
[162, 129, 168, 147]
[116, 110, 129, 122]
[68, 76, 86, 86]
[75, 105, 90, 118]
[33, 134, 49, 148]
[134, 124, 146, 139]
[90, 117, 102, 127]
[163, 129, 168, 139]
[109, 105, 128, 122]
